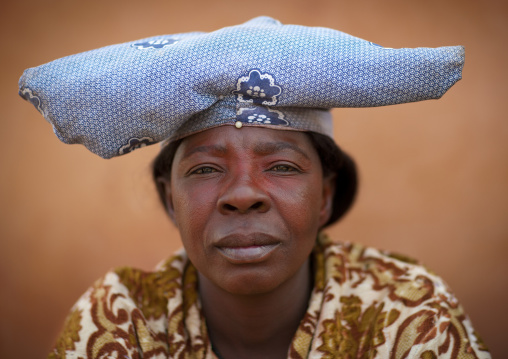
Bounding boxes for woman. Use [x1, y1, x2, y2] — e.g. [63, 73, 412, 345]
[20, 17, 490, 358]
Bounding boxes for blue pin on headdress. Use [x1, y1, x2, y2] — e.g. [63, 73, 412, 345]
[19, 16, 464, 158]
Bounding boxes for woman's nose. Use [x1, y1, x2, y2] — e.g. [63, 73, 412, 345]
[217, 172, 271, 214]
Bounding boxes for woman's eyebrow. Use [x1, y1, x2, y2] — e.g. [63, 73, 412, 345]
[253, 141, 310, 160]
[183, 144, 228, 158]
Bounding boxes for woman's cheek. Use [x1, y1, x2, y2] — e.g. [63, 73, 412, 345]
[268, 176, 321, 209]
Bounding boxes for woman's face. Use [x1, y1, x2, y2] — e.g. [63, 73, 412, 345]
[164, 126, 334, 295]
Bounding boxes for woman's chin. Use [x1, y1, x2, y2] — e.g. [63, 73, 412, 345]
[202, 268, 286, 297]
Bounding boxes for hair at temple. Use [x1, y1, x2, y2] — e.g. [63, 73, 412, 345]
[152, 131, 358, 228]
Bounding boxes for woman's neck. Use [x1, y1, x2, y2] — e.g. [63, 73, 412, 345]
[198, 258, 312, 359]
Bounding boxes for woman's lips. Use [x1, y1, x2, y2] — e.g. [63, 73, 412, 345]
[217, 243, 280, 264]
[213, 233, 281, 264]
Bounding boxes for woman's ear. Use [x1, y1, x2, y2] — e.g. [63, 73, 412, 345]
[319, 174, 336, 228]
[156, 177, 177, 225]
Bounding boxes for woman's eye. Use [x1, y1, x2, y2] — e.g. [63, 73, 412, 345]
[270, 164, 298, 172]
[192, 167, 217, 174]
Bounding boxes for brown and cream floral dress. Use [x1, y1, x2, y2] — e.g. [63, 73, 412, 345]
[48, 234, 490, 359]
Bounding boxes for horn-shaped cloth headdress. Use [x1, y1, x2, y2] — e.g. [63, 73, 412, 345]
[19, 16, 464, 159]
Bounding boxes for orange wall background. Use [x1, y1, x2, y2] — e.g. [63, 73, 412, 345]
[1, 0, 506, 357]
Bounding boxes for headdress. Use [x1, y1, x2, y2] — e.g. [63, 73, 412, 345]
[19, 16, 464, 159]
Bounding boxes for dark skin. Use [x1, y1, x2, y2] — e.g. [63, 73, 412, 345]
[159, 126, 335, 359]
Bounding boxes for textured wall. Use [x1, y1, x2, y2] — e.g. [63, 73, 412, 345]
[1, 0, 506, 357]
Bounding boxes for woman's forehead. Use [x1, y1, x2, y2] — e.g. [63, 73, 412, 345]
[177, 126, 317, 157]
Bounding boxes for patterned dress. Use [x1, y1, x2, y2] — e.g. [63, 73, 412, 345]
[48, 234, 490, 359]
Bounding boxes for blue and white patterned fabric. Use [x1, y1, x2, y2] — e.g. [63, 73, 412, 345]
[19, 16, 465, 159]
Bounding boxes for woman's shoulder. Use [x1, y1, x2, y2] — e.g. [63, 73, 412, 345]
[109, 248, 189, 317]
[48, 249, 189, 359]
[318, 233, 466, 323]
[319, 233, 448, 296]
[312, 233, 491, 357]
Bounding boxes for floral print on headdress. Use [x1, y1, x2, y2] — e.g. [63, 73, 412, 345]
[119, 137, 155, 155]
[233, 69, 282, 106]
[132, 39, 179, 49]
[236, 106, 289, 126]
